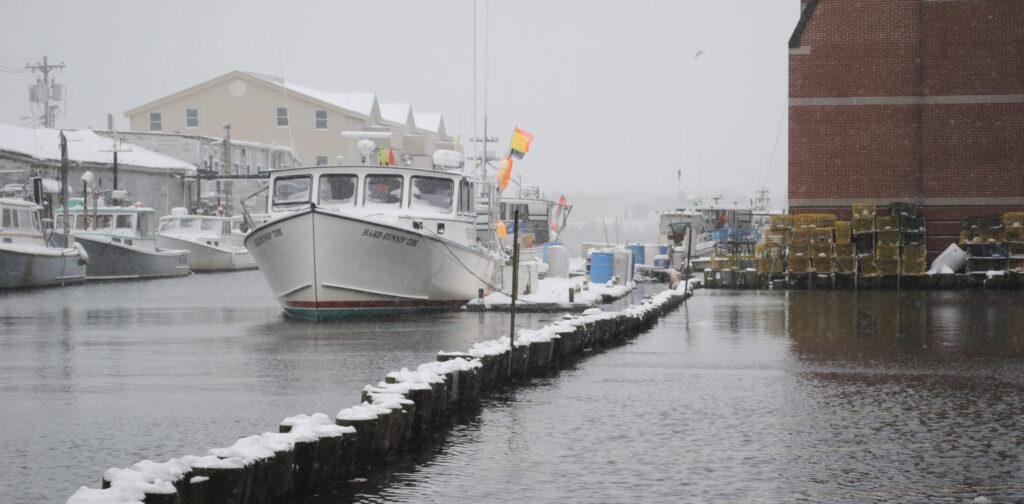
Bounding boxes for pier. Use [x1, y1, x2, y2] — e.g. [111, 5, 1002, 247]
[67, 283, 692, 503]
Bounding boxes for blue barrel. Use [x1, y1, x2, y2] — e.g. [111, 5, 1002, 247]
[653, 255, 670, 268]
[659, 245, 668, 255]
[627, 245, 645, 266]
[589, 251, 615, 283]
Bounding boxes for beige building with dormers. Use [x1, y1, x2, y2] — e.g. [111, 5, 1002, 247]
[123, 71, 457, 171]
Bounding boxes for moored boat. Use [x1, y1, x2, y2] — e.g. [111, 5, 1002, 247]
[156, 209, 256, 271]
[244, 149, 502, 320]
[497, 186, 571, 263]
[54, 196, 190, 279]
[0, 198, 87, 288]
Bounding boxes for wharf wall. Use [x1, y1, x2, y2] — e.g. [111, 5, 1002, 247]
[701, 271, 1024, 290]
[67, 284, 692, 504]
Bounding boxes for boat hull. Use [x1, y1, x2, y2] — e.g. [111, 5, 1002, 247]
[0, 245, 87, 288]
[74, 235, 191, 279]
[245, 208, 501, 320]
[155, 234, 256, 272]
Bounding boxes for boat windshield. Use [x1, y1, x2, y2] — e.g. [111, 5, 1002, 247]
[115, 215, 134, 232]
[273, 175, 312, 210]
[199, 219, 224, 235]
[364, 174, 403, 209]
[409, 176, 453, 213]
[319, 174, 357, 207]
[1, 207, 39, 232]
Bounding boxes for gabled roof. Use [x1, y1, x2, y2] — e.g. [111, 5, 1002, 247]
[244, 72, 379, 118]
[413, 113, 447, 139]
[379, 103, 415, 128]
[0, 123, 196, 173]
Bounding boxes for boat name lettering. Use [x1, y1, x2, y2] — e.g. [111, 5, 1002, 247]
[361, 228, 418, 247]
[252, 228, 283, 247]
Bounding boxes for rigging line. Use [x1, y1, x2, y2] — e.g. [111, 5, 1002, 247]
[417, 224, 553, 304]
[763, 102, 787, 191]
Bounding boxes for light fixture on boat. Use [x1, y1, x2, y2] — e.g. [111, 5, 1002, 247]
[356, 139, 376, 165]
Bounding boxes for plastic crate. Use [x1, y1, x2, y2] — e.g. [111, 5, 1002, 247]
[876, 243, 899, 260]
[755, 243, 784, 258]
[902, 245, 926, 262]
[876, 216, 899, 231]
[788, 256, 810, 273]
[1004, 212, 1024, 229]
[770, 214, 794, 230]
[811, 228, 834, 243]
[965, 243, 1006, 258]
[791, 229, 811, 245]
[852, 216, 875, 234]
[888, 202, 918, 218]
[852, 202, 876, 218]
[899, 216, 925, 233]
[711, 256, 739, 271]
[854, 234, 875, 255]
[1006, 228, 1024, 243]
[835, 221, 851, 244]
[859, 255, 879, 277]
[878, 230, 901, 247]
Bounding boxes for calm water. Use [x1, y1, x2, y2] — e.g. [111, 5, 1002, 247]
[3, 280, 1023, 503]
[338, 289, 1024, 504]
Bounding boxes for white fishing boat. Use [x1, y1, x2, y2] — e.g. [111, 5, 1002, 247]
[0, 198, 87, 288]
[657, 206, 716, 270]
[244, 147, 502, 320]
[54, 195, 190, 279]
[156, 208, 256, 271]
[497, 186, 571, 263]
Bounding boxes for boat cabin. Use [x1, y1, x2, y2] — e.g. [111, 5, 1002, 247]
[54, 199, 155, 241]
[0, 199, 44, 242]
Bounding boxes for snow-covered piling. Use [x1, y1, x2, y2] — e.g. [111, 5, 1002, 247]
[67, 282, 692, 504]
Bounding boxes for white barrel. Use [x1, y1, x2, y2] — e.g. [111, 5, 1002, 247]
[545, 245, 569, 278]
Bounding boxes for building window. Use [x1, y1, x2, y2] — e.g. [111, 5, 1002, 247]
[315, 110, 328, 130]
[315, 155, 328, 166]
[186, 108, 198, 128]
[276, 107, 289, 127]
[149, 112, 162, 132]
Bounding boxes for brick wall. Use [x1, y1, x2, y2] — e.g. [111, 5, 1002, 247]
[789, 0, 1024, 261]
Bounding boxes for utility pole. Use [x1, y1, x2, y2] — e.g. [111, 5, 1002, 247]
[25, 56, 66, 128]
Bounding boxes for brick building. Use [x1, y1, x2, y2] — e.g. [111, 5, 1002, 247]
[788, 0, 1024, 260]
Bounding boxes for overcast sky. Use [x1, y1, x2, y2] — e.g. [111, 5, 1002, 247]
[1, 0, 799, 205]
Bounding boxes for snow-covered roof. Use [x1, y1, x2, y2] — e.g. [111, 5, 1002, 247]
[245, 72, 377, 117]
[0, 123, 196, 173]
[379, 103, 412, 125]
[413, 113, 442, 134]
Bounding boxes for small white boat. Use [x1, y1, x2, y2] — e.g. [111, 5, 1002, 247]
[156, 209, 256, 271]
[54, 197, 190, 279]
[657, 206, 717, 268]
[244, 151, 503, 320]
[0, 198, 87, 288]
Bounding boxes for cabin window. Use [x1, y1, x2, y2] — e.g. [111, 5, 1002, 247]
[319, 174, 357, 207]
[75, 215, 91, 230]
[186, 108, 199, 128]
[115, 215, 134, 232]
[149, 112, 162, 132]
[95, 215, 113, 231]
[276, 107, 289, 127]
[16, 209, 32, 230]
[409, 176, 453, 213]
[528, 203, 548, 220]
[458, 179, 474, 215]
[200, 219, 221, 233]
[158, 219, 177, 232]
[272, 175, 312, 209]
[364, 174, 403, 208]
[315, 110, 328, 130]
[2, 208, 16, 228]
